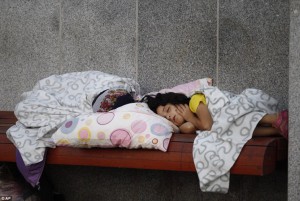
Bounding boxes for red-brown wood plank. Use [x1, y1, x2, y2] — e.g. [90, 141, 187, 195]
[0, 134, 12, 143]
[0, 111, 17, 119]
[274, 137, 288, 161]
[171, 134, 283, 147]
[0, 144, 16, 162]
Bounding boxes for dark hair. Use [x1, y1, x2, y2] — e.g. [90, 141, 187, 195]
[142, 92, 190, 113]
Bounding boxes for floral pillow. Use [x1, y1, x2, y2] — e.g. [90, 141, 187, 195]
[51, 103, 179, 152]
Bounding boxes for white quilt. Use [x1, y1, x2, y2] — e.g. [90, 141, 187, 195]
[193, 87, 279, 193]
[6, 71, 140, 166]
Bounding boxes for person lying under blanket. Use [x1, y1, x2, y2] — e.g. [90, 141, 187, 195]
[143, 88, 288, 139]
[92, 89, 135, 112]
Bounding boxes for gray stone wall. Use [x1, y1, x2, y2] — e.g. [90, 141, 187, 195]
[0, 0, 294, 200]
[289, 1, 300, 201]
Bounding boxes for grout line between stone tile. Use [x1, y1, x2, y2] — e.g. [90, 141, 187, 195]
[135, 0, 139, 83]
[216, 0, 220, 87]
[59, 0, 63, 73]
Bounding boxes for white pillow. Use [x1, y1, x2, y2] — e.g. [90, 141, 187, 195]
[52, 103, 179, 152]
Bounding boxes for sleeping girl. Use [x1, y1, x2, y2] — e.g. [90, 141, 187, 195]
[143, 88, 288, 139]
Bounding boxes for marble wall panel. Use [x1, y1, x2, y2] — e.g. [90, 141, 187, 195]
[60, 0, 137, 80]
[288, 0, 300, 200]
[138, 0, 217, 94]
[218, 0, 289, 109]
[0, 0, 61, 110]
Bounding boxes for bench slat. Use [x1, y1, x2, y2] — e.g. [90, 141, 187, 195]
[0, 111, 16, 119]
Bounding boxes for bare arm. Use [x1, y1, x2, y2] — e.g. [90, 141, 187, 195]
[177, 103, 213, 131]
[194, 103, 213, 131]
[179, 122, 196, 133]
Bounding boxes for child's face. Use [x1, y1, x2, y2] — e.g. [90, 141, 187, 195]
[156, 104, 185, 126]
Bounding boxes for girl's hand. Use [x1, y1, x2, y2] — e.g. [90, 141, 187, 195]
[176, 104, 194, 122]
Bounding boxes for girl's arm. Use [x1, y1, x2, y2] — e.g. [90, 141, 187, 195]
[177, 103, 213, 131]
[179, 122, 196, 133]
[194, 103, 213, 130]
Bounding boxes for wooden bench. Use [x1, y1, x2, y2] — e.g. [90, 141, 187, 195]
[0, 111, 287, 176]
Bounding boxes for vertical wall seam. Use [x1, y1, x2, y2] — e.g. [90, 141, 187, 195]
[59, 0, 63, 73]
[216, 0, 220, 86]
[135, 0, 139, 82]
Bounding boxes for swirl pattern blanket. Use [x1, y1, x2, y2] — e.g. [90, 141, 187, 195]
[193, 87, 278, 193]
[6, 71, 140, 166]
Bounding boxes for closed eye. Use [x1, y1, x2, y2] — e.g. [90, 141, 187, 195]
[162, 106, 166, 112]
[167, 107, 170, 113]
